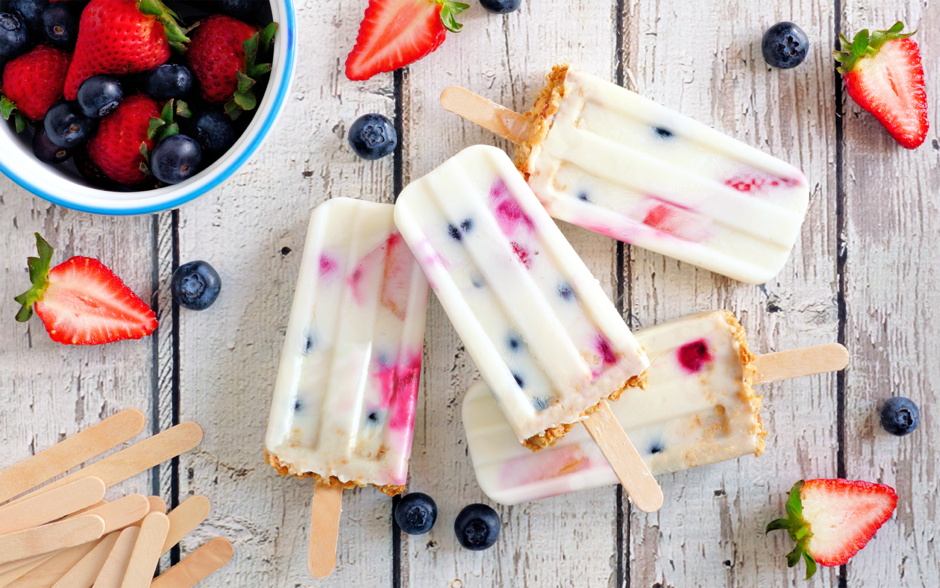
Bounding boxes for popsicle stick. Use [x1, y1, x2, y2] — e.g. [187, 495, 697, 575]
[307, 486, 343, 579]
[120, 513, 170, 588]
[753, 343, 849, 385]
[92, 527, 139, 588]
[582, 400, 664, 513]
[0, 555, 54, 588]
[147, 498, 167, 516]
[0, 515, 105, 565]
[8, 423, 203, 508]
[440, 87, 532, 144]
[83, 495, 152, 534]
[50, 532, 121, 588]
[4, 540, 99, 588]
[0, 477, 106, 536]
[163, 496, 210, 554]
[0, 410, 146, 505]
[150, 538, 233, 588]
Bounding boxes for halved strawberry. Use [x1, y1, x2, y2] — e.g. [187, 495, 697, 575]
[835, 22, 929, 149]
[345, 0, 468, 81]
[14, 233, 158, 345]
[766, 479, 898, 579]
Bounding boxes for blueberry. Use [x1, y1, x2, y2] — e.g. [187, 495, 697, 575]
[880, 397, 919, 436]
[447, 224, 462, 241]
[577, 191, 590, 202]
[460, 218, 473, 232]
[8, 0, 46, 36]
[480, 0, 521, 14]
[558, 283, 574, 300]
[532, 397, 548, 411]
[77, 76, 123, 118]
[348, 113, 396, 160]
[454, 504, 500, 550]
[366, 411, 381, 424]
[507, 335, 520, 350]
[140, 64, 194, 101]
[44, 102, 97, 148]
[151, 134, 202, 185]
[189, 110, 236, 164]
[216, 0, 263, 22]
[654, 127, 673, 138]
[512, 372, 524, 388]
[41, 1, 80, 50]
[0, 13, 29, 58]
[395, 493, 438, 535]
[171, 260, 222, 311]
[32, 126, 74, 164]
[761, 22, 809, 69]
[294, 399, 304, 412]
[649, 443, 663, 454]
[303, 333, 316, 353]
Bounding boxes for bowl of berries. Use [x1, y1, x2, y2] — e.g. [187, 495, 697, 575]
[0, 0, 295, 215]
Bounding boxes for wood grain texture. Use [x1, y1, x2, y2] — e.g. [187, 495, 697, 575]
[841, 0, 940, 585]
[620, 0, 841, 586]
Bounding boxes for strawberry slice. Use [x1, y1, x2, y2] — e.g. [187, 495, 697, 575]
[345, 0, 468, 81]
[14, 234, 158, 345]
[766, 479, 898, 579]
[835, 21, 929, 149]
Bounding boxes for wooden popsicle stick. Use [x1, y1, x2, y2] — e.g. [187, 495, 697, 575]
[440, 86, 532, 144]
[50, 533, 121, 588]
[0, 515, 105, 565]
[307, 485, 343, 579]
[0, 410, 146, 505]
[0, 555, 55, 588]
[582, 400, 664, 513]
[82, 495, 152, 534]
[8, 423, 203, 508]
[92, 527, 139, 588]
[4, 540, 99, 588]
[150, 538, 233, 588]
[0, 477, 106, 536]
[147, 498, 167, 516]
[753, 343, 849, 385]
[120, 513, 170, 588]
[162, 496, 210, 554]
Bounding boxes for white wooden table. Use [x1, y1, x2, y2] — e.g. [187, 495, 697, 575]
[2, 0, 938, 585]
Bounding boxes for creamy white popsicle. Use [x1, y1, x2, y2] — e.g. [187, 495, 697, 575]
[463, 310, 766, 505]
[442, 65, 810, 285]
[265, 198, 430, 496]
[394, 145, 650, 450]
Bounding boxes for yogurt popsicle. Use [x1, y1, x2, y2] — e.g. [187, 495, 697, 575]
[463, 311, 848, 505]
[395, 145, 661, 511]
[441, 64, 810, 285]
[264, 198, 429, 577]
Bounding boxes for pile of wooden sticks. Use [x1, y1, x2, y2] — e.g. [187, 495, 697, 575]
[0, 409, 232, 588]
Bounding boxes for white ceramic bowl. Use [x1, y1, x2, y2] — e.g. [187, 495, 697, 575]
[0, 0, 296, 215]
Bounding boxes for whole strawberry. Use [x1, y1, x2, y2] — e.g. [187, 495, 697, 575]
[87, 93, 160, 186]
[767, 479, 897, 579]
[835, 22, 929, 149]
[0, 45, 71, 131]
[186, 15, 277, 119]
[15, 233, 158, 345]
[63, 0, 190, 100]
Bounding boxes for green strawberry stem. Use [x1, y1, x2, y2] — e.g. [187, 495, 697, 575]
[137, 0, 191, 52]
[13, 234, 55, 323]
[140, 99, 190, 175]
[1, 96, 28, 133]
[834, 21, 915, 74]
[438, 0, 469, 33]
[226, 22, 278, 121]
[765, 480, 818, 580]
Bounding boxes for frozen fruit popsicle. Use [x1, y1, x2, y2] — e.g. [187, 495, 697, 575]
[395, 145, 662, 512]
[463, 310, 849, 505]
[441, 64, 810, 285]
[263, 198, 429, 577]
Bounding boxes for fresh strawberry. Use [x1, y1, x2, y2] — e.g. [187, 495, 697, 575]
[186, 15, 277, 119]
[835, 22, 929, 149]
[766, 479, 898, 579]
[63, 0, 190, 100]
[14, 233, 158, 345]
[0, 45, 71, 130]
[86, 93, 160, 186]
[345, 0, 468, 81]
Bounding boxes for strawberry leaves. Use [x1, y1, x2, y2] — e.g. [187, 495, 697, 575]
[438, 0, 469, 33]
[13, 233, 55, 323]
[140, 99, 191, 175]
[834, 21, 915, 74]
[1, 96, 28, 133]
[137, 0, 192, 52]
[225, 22, 277, 120]
[766, 480, 818, 580]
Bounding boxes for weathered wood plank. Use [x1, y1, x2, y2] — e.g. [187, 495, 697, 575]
[620, 0, 841, 585]
[0, 181, 157, 504]
[841, 0, 940, 584]
[399, 1, 623, 586]
[174, 0, 398, 585]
